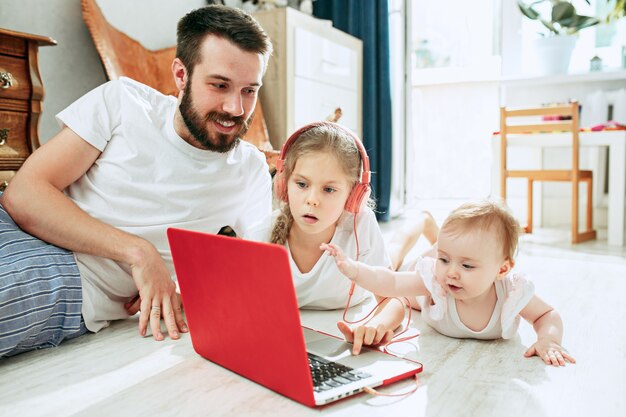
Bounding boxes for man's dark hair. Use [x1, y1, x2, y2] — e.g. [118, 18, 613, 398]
[176, 5, 272, 75]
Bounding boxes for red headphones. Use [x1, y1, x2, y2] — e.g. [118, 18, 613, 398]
[274, 121, 371, 214]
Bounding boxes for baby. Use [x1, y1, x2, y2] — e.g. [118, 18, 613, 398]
[322, 200, 575, 366]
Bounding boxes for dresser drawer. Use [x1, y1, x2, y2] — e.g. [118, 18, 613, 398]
[0, 110, 29, 162]
[0, 54, 30, 100]
[0, 33, 26, 57]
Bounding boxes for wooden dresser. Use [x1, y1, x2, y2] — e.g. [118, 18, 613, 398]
[0, 28, 56, 192]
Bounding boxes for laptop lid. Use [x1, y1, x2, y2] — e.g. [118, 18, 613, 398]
[167, 228, 422, 407]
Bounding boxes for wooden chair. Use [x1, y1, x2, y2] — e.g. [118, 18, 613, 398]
[80, 0, 279, 169]
[499, 101, 596, 244]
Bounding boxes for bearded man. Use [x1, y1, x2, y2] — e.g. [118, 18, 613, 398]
[0, 4, 272, 357]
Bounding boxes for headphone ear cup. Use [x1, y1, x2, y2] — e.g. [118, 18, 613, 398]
[345, 183, 370, 214]
[273, 171, 289, 203]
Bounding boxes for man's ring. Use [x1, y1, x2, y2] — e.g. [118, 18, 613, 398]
[151, 305, 161, 311]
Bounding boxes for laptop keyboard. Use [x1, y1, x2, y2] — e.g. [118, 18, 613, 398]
[307, 352, 372, 392]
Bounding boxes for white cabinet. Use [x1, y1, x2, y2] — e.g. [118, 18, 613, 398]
[254, 7, 362, 148]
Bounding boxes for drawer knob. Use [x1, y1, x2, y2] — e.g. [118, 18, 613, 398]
[0, 72, 14, 89]
[0, 181, 8, 192]
[0, 128, 8, 146]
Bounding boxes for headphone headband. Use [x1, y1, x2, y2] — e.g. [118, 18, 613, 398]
[274, 121, 371, 214]
[276, 121, 370, 185]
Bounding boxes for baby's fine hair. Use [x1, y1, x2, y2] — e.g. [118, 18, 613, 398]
[441, 199, 520, 262]
[270, 124, 365, 245]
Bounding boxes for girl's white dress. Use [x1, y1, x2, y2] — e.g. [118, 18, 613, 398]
[245, 207, 390, 309]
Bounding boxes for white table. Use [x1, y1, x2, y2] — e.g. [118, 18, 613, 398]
[492, 130, 626, 246]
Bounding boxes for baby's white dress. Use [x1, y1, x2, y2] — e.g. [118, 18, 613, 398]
[415, 257, 535, 340]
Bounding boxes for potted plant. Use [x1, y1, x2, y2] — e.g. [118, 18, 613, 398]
[518, 0, 601, 36]
[518, 0, 601, 74]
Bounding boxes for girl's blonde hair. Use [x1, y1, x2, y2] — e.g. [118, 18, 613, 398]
[441, 199, 521, 262]
[270, 124, 366, 245]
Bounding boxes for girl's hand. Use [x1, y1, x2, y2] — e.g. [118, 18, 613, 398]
[320, 243, 359, 281]
[524, 338, 576, 366]
[337, 321, 394, 355]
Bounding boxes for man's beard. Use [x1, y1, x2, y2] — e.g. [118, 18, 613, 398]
[179, 81, 251, 153]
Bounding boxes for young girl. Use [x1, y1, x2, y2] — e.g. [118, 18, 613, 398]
[245, 121, 405, 354]
[323, 200, 576, 367]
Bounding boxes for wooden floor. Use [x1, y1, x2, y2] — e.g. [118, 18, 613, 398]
[1, 226, 625, 417]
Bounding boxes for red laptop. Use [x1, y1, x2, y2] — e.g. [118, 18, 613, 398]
[167, 228, 422, 407]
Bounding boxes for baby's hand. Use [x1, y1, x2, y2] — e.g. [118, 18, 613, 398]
[336, 321, 394, 355]
[320, 243, 359, 281]
[524, 338, 575, 366]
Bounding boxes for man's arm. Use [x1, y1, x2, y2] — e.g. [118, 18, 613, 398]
[0, 127, 186, 341]
[3, 128, 127, 255]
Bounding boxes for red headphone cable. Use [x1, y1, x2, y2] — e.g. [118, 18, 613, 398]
[341, 215, 419, 355]
[363, 374, 420, 397]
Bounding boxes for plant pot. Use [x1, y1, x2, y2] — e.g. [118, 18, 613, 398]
[532, 35, 577, 75]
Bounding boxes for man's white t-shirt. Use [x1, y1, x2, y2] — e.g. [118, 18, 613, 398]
[246, 207, 390, 309]
[56, 77, 272, 332]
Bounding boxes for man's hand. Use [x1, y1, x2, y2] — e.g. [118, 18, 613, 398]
[124, 293, 184, 316]
[337, 321, 393, 355]
[129, 243, 188, 341]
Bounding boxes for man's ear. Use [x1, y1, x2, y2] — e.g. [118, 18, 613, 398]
[172, 58, 188, 93]
[496, 258, 513, 280]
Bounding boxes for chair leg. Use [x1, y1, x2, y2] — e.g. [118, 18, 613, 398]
[525, 179, 533, 234]
[572, 178, 597, 244]
[586, 178, 593, 231]
[571, 178, 579, 243]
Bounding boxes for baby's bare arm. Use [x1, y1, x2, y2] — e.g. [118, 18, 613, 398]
[520, 295, 575, 366]
[321, 243, 431, 297]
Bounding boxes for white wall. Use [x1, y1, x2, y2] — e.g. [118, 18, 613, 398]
[0, 0, 205, 144]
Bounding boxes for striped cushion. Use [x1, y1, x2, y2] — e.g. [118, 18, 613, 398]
[0, 202, 87, 357]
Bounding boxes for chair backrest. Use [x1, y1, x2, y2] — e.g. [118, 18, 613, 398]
[81, 0, 177, 96]
[80, 0, 273, 160]
[499, 102, 581, 191]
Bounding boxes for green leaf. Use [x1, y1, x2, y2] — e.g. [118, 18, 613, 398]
[518, 1, 540, 20]
[572, 14, 601, 30]
[552, 2, 575, 23]
[540, 19, 560, 35]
